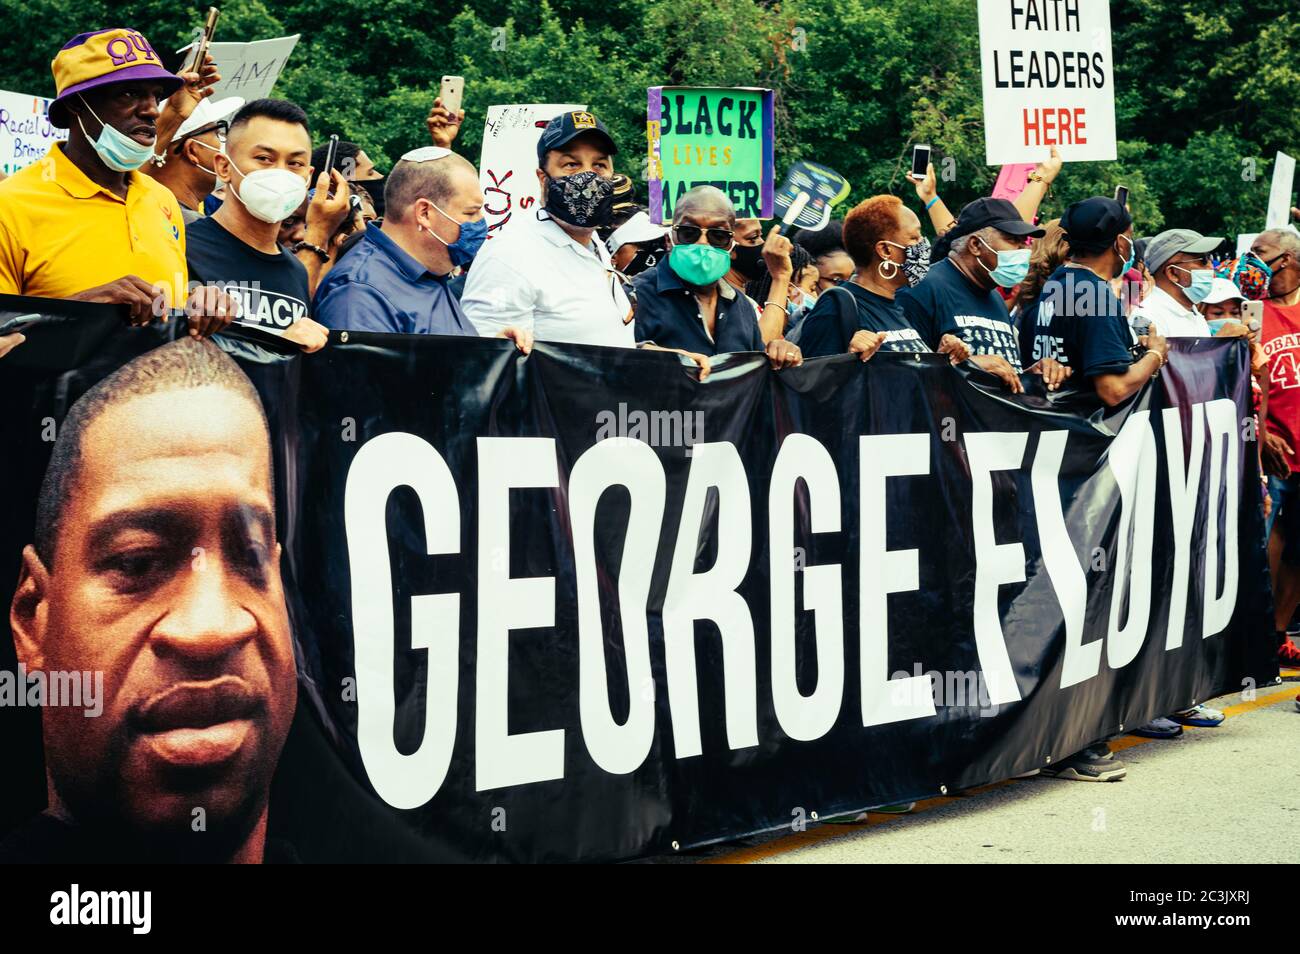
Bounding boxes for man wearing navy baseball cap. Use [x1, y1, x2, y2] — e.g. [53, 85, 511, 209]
[461, 109, 636, 347]
[898, 196, 1070, 393]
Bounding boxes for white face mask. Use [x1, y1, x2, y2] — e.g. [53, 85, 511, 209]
[223, 154, 308, 224]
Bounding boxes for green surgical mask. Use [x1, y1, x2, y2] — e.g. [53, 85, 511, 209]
[669, 243, 731, 287]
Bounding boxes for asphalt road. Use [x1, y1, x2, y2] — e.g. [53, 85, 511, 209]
[652, 673, 1298, 864]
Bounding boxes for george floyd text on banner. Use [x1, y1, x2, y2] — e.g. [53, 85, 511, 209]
[0, 322, 1276, 862]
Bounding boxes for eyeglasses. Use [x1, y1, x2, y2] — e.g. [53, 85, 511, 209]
[672, 224, 734, 249]
[174, 121, 228, 152]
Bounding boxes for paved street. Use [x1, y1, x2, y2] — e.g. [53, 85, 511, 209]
[654, 673, 1298, 864]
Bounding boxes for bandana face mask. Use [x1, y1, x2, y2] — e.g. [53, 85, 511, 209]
[882, 237, 932, 287]
[1216, 253, 1273, 301]
[543, 171, 616, 228]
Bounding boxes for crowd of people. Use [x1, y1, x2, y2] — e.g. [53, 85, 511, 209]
[2, 26, 1299, 807]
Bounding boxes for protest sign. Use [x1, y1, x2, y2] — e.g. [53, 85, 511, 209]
[478, 103, 585, 238]
[176, 34, 300, 102]
[1266, 151, 1296, 230]
[977, 0, 1117, 165]
[0, 317, 1274, 862]
[0, 89, 66, 175]
[773, 160, 850, 231]
[647, 86, 774, 223]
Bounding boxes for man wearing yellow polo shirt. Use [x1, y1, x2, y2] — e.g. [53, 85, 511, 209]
[0, 28, 231, 335]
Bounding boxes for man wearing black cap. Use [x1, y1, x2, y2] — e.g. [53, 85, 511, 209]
[1030, 196, 1169, 408]
[461, 110, 635, 347]
[899, 197, 1068, 392]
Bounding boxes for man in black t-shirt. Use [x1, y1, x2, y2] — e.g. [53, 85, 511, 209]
[189, 98, 337, 359]
[1037, 197, 1169, 407]
[899, 197, 1069, 392]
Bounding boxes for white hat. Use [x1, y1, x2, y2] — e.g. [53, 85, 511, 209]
[1203, 277, 1245, 305]
[606, 211, 668, 256]
[400, 146, 453, 163]
[175, 96, 244, 140]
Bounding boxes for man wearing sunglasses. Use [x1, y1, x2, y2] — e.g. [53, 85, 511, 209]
[633, 185, 802, 369]
[1130, 228, 1224, 337]
[145, 95, 242, 223]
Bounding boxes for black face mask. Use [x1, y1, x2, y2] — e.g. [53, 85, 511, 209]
[625, 243, 665, 277]
[543, 171, 616, 228]
[732, 242, 765, 280]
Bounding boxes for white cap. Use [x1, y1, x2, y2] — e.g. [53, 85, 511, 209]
[400, 146, 453, 163]
[606, 211, 668, 256]
[175, 96, 244, 140]
[1203, 277, 1245, 305]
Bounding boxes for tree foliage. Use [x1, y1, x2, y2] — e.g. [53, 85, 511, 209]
[2, 0, 1293, 237]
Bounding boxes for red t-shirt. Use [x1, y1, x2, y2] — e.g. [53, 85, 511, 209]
[1262, 299, 1300, 470]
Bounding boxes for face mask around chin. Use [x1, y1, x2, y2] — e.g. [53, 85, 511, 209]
[76, 97, 155, 172]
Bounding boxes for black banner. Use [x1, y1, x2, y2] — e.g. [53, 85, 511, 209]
[0, 325, 1276, 863]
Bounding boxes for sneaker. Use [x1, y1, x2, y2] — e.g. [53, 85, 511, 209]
[1040, 748, 1127, 782]
[1013, 769, 1041, 778]
[1130, 716, 1183, 739]
[1170, 704, 1224, 727]
[1280, 638, 1300, 667]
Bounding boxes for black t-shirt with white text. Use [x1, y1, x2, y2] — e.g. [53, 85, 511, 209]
[898, 258, 1022, 371]
[1033, 264, 1133, 377]
[186, 216, 310, 362]
[797, 283, 928, 358]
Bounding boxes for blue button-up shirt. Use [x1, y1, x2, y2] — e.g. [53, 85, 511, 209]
[314, 222, 477, 336]
[631, 255, 763, 355]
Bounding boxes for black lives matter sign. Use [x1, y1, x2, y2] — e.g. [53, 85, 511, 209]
[977, 0, 1117, 164]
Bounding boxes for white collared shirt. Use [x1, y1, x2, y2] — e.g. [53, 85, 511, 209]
[462, 211, 635, 348]
[1133, 285, 1210, 337]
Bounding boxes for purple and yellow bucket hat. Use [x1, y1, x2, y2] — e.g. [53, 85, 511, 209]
[49, 28, 184, 128]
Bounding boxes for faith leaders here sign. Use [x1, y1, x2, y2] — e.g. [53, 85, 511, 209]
[978, 0, 1117, 165]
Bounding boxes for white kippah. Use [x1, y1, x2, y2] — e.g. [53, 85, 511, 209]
[400, 146, 453, 163]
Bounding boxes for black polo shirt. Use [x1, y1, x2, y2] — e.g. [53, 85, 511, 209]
[632, 255, 764, 355]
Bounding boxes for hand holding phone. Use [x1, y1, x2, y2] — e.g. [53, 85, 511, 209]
[439, 76, 464, 117]
[1114, 184, 1129, 208]
[186, 7, 221, 77]
[321, 134, 340, 194]
[910, 143, 931, 182]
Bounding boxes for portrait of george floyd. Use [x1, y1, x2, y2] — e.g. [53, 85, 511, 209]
[2, 338, 298, 863]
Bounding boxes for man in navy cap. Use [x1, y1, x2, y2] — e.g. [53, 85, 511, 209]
[899, 197, 1069, 392]
[461, 110, 635, 347]
[1030, 196, 1168, 408]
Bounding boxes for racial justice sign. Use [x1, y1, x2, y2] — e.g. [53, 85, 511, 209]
[977, 0, 1117, 164]
[0, 89, 66, 175]
[479, 103, 585, 238]
[647, 86, 774, 223]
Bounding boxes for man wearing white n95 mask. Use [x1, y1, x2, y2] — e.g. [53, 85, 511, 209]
[186, 98, 343, 356]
